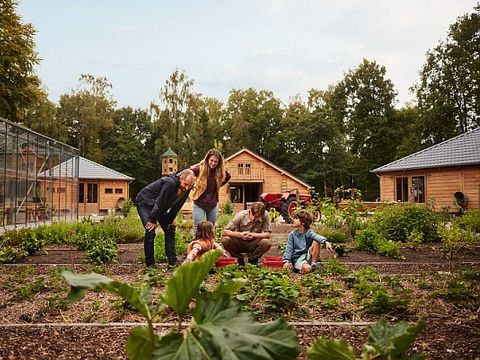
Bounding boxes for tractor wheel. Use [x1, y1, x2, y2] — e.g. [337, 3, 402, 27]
[312, 210, 321, 222]
[280, 197, 297, 224]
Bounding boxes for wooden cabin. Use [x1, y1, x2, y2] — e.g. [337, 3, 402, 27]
[219, 148, 311, 213]
[372, 128, 480, 211]
[45, 156, 133, 217]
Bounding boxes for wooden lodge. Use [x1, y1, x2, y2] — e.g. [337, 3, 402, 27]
[219, 148, 311, 213]
[372, 128, 480, 211]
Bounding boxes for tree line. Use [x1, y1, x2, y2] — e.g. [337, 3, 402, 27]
[1, 0, 479, 200]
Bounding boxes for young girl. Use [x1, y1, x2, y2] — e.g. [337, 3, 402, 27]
[183, 221, 229, 264]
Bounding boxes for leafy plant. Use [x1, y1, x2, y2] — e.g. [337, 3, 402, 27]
[371, 203, 439, 243]
[355, 228, 403, 259]
[269, 208, 280, 224]
[222, 200, 234, 215]
[62, 250, 300, 359]
[84, 235, 118, 264]
[461, 209, 480, 233]
[438, 220, 477, 258]
[308, 318, 426, 359]
[153, 231, 187, 263]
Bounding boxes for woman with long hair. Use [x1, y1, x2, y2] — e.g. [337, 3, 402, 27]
[190, 149, 231, 235]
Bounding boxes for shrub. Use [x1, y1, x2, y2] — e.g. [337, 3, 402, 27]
[371, 203, 439, 242]
[84, 236, 118, 264]
[355, 228, 403, 259]
[438, 220, 477, 258]
[461, 209, 480, 233]
[316, 227, 349, 243]
[222, 200, 234, 215]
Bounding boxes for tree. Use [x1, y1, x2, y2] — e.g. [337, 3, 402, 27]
[414, 5, 480, 144]
[101, 107, 154, 196]
[150, 69, 195, 169]
[0, 0, 43, 122]
[329, 59, 400, 200]
[224, 88, 283, 159]
[57, 74, 115, 161]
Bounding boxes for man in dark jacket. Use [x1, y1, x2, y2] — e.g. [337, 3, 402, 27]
[135, 169, 195, 266]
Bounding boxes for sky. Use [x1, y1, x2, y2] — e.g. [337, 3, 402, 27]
[18, 0, 477, 109]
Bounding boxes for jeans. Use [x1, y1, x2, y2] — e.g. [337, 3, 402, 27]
[136, 200, 176, 265]
[192, 203, 218, 237]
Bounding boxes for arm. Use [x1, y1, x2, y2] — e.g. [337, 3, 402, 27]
[282, 233, 295, 270]
[165, 190, 190, 224]
[213, 242, 231, 258]
[222, 213, 245, 239]
[183, 243, 203, 263]
[221, 171, 231, 186]
[245, 210, 272, 240]
[148, 179, 176, 223]
[311, 231, 334, 252]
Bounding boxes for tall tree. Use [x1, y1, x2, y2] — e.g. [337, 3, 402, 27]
[330, 59, 400, 199]
[414, 5, 480, 144]
[57, 74, 115, 161]
[224, 88, 283, 159]
[0, 0, 43, 122]
[150, 69, 195, 169]
[102, 107, 154, 196]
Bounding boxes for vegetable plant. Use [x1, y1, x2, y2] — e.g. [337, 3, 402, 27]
[62, 250, 300, 359]
[308, 318, 426, 359]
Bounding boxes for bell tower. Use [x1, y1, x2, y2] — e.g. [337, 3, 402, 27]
[161, 148, 178, 175]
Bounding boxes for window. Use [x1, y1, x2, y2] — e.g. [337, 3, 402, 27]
[412, 176, 425, 203]
[230, 186, 243, 203]
[237, 163, 244, 175]
[115, 188, 123, 194]
[79, 183, 84, 203]
[396, 177, 408, 202]
[169, 158, 173, 163]
[105, 188, 113, 194]
[87, 183, 98, 203]
[245, 163, 251, 175]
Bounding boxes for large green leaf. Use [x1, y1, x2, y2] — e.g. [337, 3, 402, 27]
[62, 270, 113, 302]
[126, 326, 160, 360]
[209, 278, 247, 301]
[62, 270, 152, 320]
[161, 249, 221, 315]
[307, 337, 356, 360]
[192, 295, 300, 359]
[153, 332, 211, 359]
[367, 319, 426, 358]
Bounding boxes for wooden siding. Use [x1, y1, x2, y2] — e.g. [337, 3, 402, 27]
[217, 151, 310, 211]
[378, 165, 480, 210]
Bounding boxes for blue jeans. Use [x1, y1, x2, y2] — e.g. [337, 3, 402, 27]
[193, 203, 218, 237]
[136, 201, 176, 265]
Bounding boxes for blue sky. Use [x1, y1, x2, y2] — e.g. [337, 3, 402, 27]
[18, 0, 477, 109]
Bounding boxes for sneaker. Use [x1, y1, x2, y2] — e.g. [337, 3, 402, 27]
[248, 258, 260, 266]
[237, 257, 245, 267]
[311, 262, 321, 272]
[168, 259, 179, 267]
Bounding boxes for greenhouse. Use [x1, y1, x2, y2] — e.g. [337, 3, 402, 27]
[0, 117, 79, 229]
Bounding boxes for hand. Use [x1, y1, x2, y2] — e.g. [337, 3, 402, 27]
[283, 262, 293, 270]
[325, 241, 334, 252]
[243, 232, 255, 241]
[167, 223, 176, 230]
[145, 222, 156, 232]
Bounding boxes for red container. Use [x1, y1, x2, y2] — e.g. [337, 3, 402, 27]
[262, 257, 284, 268]
[215, 258, 238, 267]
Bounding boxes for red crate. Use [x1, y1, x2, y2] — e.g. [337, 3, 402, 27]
[262, 257, 284, 268]
[215, 258, 238, 267]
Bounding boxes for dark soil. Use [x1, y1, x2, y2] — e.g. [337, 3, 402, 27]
[2, 225, 480, 359]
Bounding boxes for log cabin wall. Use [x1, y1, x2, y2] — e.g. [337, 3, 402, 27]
[378, 165, 480, 211]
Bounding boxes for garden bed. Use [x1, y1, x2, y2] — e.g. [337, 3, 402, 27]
[1, 228, 479, 359]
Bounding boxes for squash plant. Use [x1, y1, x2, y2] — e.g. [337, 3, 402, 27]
[62, 250, 300, 360]
[307, 318, 426, 360]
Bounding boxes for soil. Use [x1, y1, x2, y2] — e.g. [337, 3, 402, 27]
[1, 224, 480, 359]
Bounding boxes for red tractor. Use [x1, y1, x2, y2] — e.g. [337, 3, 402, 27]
[260, 192, 319, 223]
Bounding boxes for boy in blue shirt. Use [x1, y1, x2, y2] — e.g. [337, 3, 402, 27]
[283, 210, 334, 274]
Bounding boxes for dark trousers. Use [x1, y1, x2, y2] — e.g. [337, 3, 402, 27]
[136, 201, 176, 265]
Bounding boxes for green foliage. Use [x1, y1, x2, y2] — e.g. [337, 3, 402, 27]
[317, 227, 349, 244]
[321, 258, 350, 276]
[84, 235, 118, 264]
[438, 220, 477, 258]
[269, 208, 280, 224]
[153, 231, 187, 263]
[406, 228, 423, 251]
[222, 200, 234, 215]
[63, 250, 300, 359]
[355, 228, 403, 259]
[371, 203, 439, 243]
[308, 318, 426, 360]
[461, 209, 480, 233]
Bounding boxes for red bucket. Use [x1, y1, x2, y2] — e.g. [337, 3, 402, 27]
[262, 257, 284, 268]
[215, 258, 238, 267]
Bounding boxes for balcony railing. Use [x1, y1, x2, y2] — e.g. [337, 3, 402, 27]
[228, 167, 264, 181]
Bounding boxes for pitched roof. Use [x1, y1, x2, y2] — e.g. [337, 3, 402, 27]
[372, 127, 480, 173]
[162, 147, 177, 157]
[225, 148, 312, 188]
[43, 156, 134, 180]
